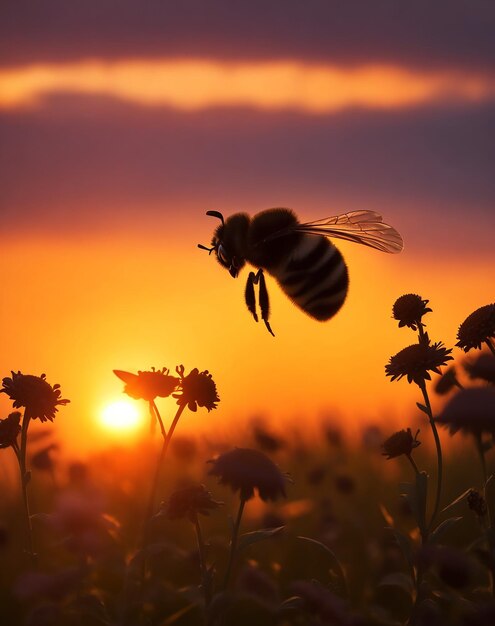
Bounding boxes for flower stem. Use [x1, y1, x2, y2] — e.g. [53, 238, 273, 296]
[149, 400, 166, 439]
[194, 515, 211, 607]
[419, 382, 443, 531]
[18, 414, 36, 567]
[146, 403, 186, 524]
[406, 453, 420, 477]
[475, 433, 488, 488]
[223, 498, 246, 590]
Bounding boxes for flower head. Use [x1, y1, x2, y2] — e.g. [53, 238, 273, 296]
[174, 365, 219, 412]
[456, 303, 495, 352]
[434, 366, 460, 395]
[392, 294, 432, 331]
[385, 341, 453, 386]
[0, 412, 21, 449]
[208, 447, 288, 502]
[113, 367, 179, 401]
[164, 484, 223, 522]
[465, 353, 495, 385]
[1, 372, 69, 422]
[382, 428, 421, 460]
[436, 387, 495, 436]
[467, 489, 487, 517]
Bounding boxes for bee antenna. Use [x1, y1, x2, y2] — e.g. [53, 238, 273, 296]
[206, 210, 225, 225]
[198, 243, 215, 255]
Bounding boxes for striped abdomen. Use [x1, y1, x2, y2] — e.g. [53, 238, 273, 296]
[272, 235, 349, 321]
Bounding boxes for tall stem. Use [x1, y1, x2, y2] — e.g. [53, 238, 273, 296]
[194, 515, 211, 607]
[18, 414, 36, 567]
[149, 400, 166, 439]
[475, 433, 488, 488]
[223, 498, 246, 590]
[145, 403, 186, 524]
[486, 338, 495, 357]
[419, 383, 443, 531]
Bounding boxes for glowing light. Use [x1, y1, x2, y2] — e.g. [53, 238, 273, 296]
[0, 59, 494, 112]
[100, 400, 142, 433]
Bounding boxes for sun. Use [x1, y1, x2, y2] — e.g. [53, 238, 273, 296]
[100, 400, 142, 433]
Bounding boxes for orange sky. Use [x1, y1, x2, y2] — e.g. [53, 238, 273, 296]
[2, 223, 493, 454]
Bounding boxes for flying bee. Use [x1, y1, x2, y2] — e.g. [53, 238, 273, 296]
[198, 208, 403, 336]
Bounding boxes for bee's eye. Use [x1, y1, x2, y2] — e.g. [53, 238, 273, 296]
[217, 244, 230, 265]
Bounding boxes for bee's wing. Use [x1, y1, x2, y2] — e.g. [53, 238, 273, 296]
[294, 210, 403, 253]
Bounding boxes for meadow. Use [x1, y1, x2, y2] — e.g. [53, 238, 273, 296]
[1, 298, 495, 626]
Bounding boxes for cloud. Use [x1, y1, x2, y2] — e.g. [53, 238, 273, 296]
[1, 0, 495, 71]
[2, 60, 494, 112]
[1, 94, 494, 254]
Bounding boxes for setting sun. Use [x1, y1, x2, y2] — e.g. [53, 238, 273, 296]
[100, 400, 142, 433]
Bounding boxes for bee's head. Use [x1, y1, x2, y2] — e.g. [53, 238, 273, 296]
[198, 211, 245, 278]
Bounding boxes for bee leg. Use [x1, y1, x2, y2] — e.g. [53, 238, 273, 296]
[245, 272, 259, 323]
[257, 270, 275, 337]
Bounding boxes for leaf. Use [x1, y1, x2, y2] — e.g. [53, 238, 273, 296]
[296, 536, 347, 596]
[440, 488, 472, 513]
[161, 604, 196, 624]
[416, 402, 429, 414]
[237, 526, 285, 552]
[379, 503, 394, 527]
[378, 571, 414, 596]
[389, 528, 414, 582]
[430, 516, 463, 543]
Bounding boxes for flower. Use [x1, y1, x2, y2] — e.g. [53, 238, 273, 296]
[385, 341, 453, 386]
[465, 353, 495, 384]
[113, 367, 179, 401]
[467, 489, 487, 517]
[456, 303, 495, 352]
[1, 372, 69, 422]
[436, 387, 495, 436]
[392, 294, 432, 330]
[434, 366, 460, 395]
[382, 428, 421, 460]
[0, 411, 21, 449]
[208, 448, 288, 502]
[164, 484, 223, 522]
[174, 365, 219, 412]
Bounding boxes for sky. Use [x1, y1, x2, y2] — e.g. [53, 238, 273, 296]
[1, 1, 494, 453]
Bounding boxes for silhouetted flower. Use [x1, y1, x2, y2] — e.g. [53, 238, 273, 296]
[334, 474, 355, 495]
[434, 366, 460, 395]
[31, 444, 58, 472]
[466, 353, 495, 384]
[456, 303, 495, 352]
[392, 294, 432, 330]
[436, 387, 495, 436]
[385, 341, 453, 386]
[113, 367, 178, 401]
[1, 372, 69, 422]
[436, 547, 473, 589]
[208, 448, 288, 501]
[253, 422, 284, 453]
[467, 489, 487, 517]
[382, 428, 421, 460]
[174, 365, 219, 412]
[164, 484, 223, 522]
[0, 411, 21, 449]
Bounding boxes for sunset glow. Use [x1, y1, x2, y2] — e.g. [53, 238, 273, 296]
[100, 400, 142, 434]
[1, 59, 495, 112]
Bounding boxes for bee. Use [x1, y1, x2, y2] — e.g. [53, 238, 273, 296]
[198, 208, 403, 336]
